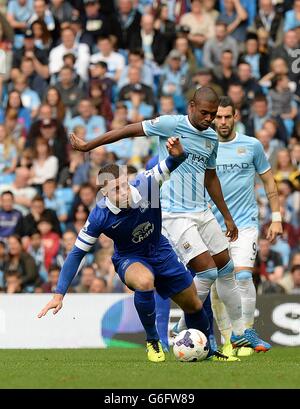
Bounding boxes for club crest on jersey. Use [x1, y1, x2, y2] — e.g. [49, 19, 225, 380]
[237, 147, 247, 155]
[205, 140, 212, 150]
[132, 222, 154, 243]
[150, 117, 160, 125]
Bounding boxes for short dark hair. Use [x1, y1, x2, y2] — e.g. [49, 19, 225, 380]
[218, 96, 236, 115]
[1, 191, 14, 198]
[98, 164, 124, 189]
[254, 93, 268, 103]
[129, 49, 145, 59]
[43, 178, 56, 185]
[192, 87, 219, 105]
[48, 264, 60, 274]
[32, 195, 44, 203]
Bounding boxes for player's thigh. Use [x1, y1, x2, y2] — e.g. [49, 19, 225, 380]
[171, 281, 202, 314]
[198, 209, 229, 261]
[229, 227, 258, 270]
[162, 214, 209, 266]
[124, 262, 155, 291]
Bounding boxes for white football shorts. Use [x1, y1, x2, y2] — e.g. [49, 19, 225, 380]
[225, 226, 258, 268]
[162, 209, 228, 265]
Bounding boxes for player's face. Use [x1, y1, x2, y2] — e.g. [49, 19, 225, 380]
[104, 174, 131, 208]
[214, 106, 235, 138]
[188, 100, 218, 131]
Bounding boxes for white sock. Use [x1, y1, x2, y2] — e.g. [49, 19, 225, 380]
[210, 282, 232, 343]
[236, 278, 256, 328]
[216, 264, 244, 336]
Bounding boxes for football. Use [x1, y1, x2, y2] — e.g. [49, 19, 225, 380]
[173, 329, 209, 362]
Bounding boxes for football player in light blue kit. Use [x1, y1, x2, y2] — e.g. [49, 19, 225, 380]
[69, 87, 271, 354]
[212, 96, 283, 356]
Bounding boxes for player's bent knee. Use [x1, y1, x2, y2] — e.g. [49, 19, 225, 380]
[218, 259, 234, 277]
[196, 267, 218, 281]
[134, 277, 155, 291]
[235, 270, 252, 280]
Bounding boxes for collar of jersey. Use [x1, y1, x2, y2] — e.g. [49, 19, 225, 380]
[105, 185, 142, 215]
[219, 132, 239, 145]
[185, 115, 203, 133]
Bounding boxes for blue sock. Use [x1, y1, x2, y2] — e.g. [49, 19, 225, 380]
[184, 308, 210, 339]
[134, 290, 159, 341]
[154, 292, 171, 351]
[203, 291, 214, 337]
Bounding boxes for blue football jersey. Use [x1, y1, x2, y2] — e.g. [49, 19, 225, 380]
[142, 115, 219, 213]
[211, 133, 271, 229]
[55, 154, 187, 295]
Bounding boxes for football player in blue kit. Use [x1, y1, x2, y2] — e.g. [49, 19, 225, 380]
[38, 137, 227, 363]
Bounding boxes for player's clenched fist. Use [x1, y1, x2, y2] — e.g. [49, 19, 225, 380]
[166, 137, 185, 158]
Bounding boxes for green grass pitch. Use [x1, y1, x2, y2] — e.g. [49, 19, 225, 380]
[0, 347, 300, 389]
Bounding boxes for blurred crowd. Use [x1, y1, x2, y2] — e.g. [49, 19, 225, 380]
[0, 0, 299, 295]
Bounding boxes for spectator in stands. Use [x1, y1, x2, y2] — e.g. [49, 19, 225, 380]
[269, 74, 298, 138]
[38, 263, 60, 293]
[128, 13, 169, 66]
[118, 49, 154, 89]
[118, 66, 155, 108]
[7, 0, 34, 49]
[90, 36, 125, 82]
[68, 99, 106, 142]
[173, 34, 198, 75]
[153, 3, 176, 52]
[245, 93, 271, 136]
[185, 68, 223, 101]
[203, 21, 238, 69]
[37, 215, 60, 270]
[49, 0, 75, 25]
[272, 29, 300, 83]
[0, 90, 31, 131]
[291, 143, 300, 171]
[89, 61, 114, 101]
[115, 0, 142, 49]
[255, 236, 284, 283]
[66, 202, 90, 235]
[89, 276, 107, 293]
[236, 61, 262, 102]
[31, 18, 52, 51]
[253, 0, 283, 47]
[42, 179, 68, 223]
[0, 167, 37, 215]
[4, 270, 23, 293]
[29, 137, 59, 189]
[20, 56, 48, 99]
[68, 15, 94, 51]
[75, 265, 96, 293]
[212, 49, 238, 95]
[0, 240, 6, 290]
[55, 229, 80, 269]
[159, 95, 177, 115]
[239, 33, 270, 80]
[55, 66, 86, 119]
[28, 230, 47, 283]
[281, 264, 300, 294]
[49, 27, 90, 81]
[227, 82, 250, 124]
[218, 0, 248, 42]
[4, 234, 38, 290]
[273, 149, 300, 191]
[256, 128, 280, 169]
[27, 0, 58, 44]
[0, 125, 18, 182]
[44, 86, 66, 123]
[0, 191, 22, 240]
[13, 73, 41, 118]
[277, 179, 300, 228]
[284, 0, 300, 32]
[4, 108, 26, 151]
[12, 28, 49, 80]
[180, 0, 215, 46]
[89, 82, 113, 127]
[15, 195, 61, 242]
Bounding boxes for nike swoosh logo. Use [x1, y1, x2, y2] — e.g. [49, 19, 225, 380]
[111, 221, 122, 229]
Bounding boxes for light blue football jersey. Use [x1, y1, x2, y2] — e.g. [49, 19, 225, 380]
[211, 132, 271, 229]
[142, 115, 218, 213]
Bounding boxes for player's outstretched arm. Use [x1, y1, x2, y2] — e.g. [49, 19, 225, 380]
[69, 123, 145, 152]
[205, 168, 238, 242]
[260, 169, 283, 243]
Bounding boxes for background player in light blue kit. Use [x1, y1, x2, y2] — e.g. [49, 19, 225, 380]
[70, 87, 272, 355]
[38, 137, 226, 363]
[212, 96, 283, 356]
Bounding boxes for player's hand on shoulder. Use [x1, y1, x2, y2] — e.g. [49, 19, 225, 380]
[37, 294, 64, 318]
[166, 137, 184, 157]
[69, 132, 88, 152]
[225, 218, 238, 242]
